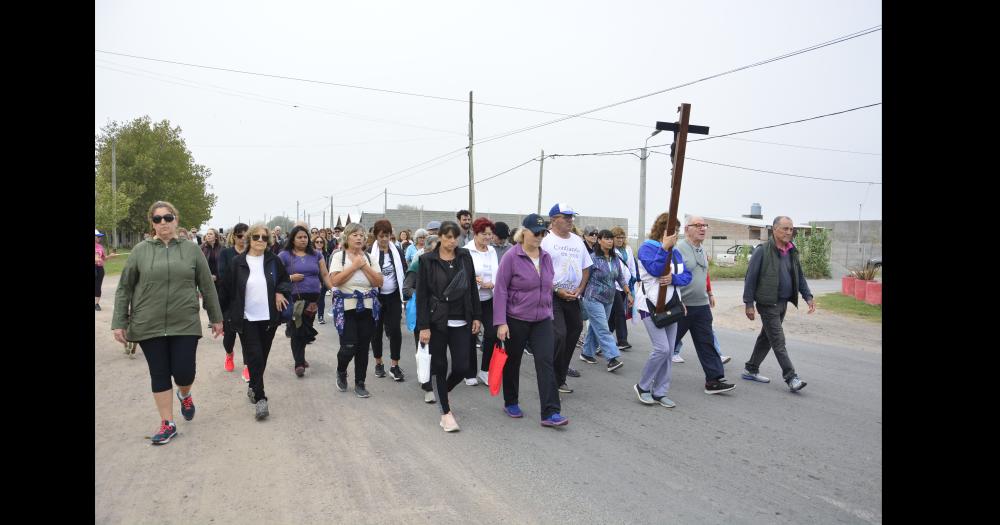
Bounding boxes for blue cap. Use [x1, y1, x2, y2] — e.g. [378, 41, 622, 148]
[95, 229, 105, 237]
[548, 203, 578, 217]
[426, 220, 442, 230]
[522, 214, 549, 234]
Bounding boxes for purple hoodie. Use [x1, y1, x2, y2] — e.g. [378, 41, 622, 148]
[493, 243, 554, 325]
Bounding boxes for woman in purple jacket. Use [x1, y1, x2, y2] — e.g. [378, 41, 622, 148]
[494, 214, 568, 427]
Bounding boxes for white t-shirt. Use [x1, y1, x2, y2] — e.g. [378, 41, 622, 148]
[378, 249, 398, 295]
[465, 240, 499, 302]
[541, 231, 593, 291]
[329, 250, 378, 310]
[244, 254, 270, 321]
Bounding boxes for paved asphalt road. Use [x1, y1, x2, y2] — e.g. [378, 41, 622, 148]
[95, 276, 881, 524]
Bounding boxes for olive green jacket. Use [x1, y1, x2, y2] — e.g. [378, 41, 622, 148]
[112, 237, 223, 342]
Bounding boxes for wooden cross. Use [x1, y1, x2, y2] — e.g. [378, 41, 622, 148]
[654, 103, 710, 313]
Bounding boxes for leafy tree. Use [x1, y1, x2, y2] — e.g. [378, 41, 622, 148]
[266, 216, 295, 231]
[95, 116, 217, 236]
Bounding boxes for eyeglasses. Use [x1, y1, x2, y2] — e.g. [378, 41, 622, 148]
[235, 233, 245, 238]
[688, 224, 709, 229]
[151, 214, 175, 224]
[250, 234, 269, 242]
[313, 240, 324, 244]
[614, 236, 625, 240]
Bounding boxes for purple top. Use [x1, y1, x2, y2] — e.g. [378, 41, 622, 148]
[493, 243, 555, 325]
[278, 250, 324, 295]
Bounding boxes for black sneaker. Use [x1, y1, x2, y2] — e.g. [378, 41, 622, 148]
[558, 384, 574, 394]
[355, 383, 371, 398]
[606, 358, 624, 372]
[618, 342, 632, 351]
[596, 347, 603, 356]
[254, 398, 269, 420]
[579, 354, 597, 364]
[389, 365, 405, 382]
[567, 367, 581, 378]
[151, 420, 177, 445]
[318, 315, 325, 324]
[704, 379, 736, 395]
[247, 386, 256, 404]
[95, 304, 101, 311]
[336, 373, 348, 392]
[374, 363, 387, 378]
[176, 391, 195, 421]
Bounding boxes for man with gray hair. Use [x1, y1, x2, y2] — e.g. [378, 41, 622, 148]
[741, 216, 815, 392]
[674, 215, 735, 394]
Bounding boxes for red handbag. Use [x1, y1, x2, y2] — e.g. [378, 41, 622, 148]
[488, 341, 507, 396]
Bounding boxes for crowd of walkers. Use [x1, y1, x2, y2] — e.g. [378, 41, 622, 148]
[106, 200, 815, 444]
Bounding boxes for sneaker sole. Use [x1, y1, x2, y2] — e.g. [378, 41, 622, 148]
[721, 357, 732, 364]
[355, 391, 371, 398]
[633, 384, 655, 405]
[579, 356, 596, 364]
[540, 419, 569, 427]
[440, 422, 460, 432]
[741, 374, 771, 383]
[391, 375, 405, 382]
[255, 410, 269, 420]
[424, 397, 436, 404]
[337, 384, 348, 392]
[657, 400, 676, 408]
[704, 386, 736, 395]
[151, 432, 177, 445]
[607, 362, 624, 372]
[789, 382, 807, 392]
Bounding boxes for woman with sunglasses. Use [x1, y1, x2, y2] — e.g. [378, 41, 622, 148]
[218, 224, 292, 420]
[312, 235, 330, 324]
[579, 230, 632, 372]
[417, 221, 482, 432]
[279, 225, 331, 378]
[219, 223, 251, 380]
[112, 201, 224, 445]
[493, 214, 567, 427]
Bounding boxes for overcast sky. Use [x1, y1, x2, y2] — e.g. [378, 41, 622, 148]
[95, 0, 882, 234]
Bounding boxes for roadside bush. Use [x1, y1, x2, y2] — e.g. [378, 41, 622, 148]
[799, 226, 831, 279]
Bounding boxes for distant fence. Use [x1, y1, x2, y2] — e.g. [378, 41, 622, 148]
[831, 242, 881, 276]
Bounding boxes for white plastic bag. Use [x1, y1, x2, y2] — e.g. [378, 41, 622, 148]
[416, 341, 431, 383]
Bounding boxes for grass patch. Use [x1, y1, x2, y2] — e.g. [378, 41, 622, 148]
[816, 292, 881, 323]
[102, 250, 131, 276]
[708, 260, 748, 279]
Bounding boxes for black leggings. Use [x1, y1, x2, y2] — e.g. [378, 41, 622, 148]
[95, 266, 105, 298]
[289, 293, 319, 367]
[372, 293, 402, 361]
[609, 290, 629, 344]
[504, 318, 561, 419]
[240, 321, 277, 400]
[318, 284, 328, 318]
[430, 324, 471, 414]
[139, 336, 199, 393]
[223, 319, 241, 354]
[337, 309, 375, 384]
[475, 299, 497, 375]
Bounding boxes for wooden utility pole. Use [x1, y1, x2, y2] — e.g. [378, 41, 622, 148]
[537, 149, 544, 215]
[654, 103, 710, 312]
[468, 91, 475, 216]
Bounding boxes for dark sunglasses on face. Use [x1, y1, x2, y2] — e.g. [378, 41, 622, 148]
[251, 234, 269, 242]
[235, 233, 246, 238]
[151, 214, 175, 224]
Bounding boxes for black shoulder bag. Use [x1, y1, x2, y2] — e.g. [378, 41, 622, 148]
[644, 253, 685, 328]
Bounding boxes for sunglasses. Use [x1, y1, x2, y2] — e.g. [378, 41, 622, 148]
[250, 234, 269, 242]
[235, 233, 246, 238]
[151, 214, 175, 224]
[313, 240, 324, 244]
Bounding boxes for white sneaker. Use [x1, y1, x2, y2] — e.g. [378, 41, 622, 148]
[477, 370, 490, 386]
[424, 391, 436, 403]
[671, 354, 685, 363]
[721, 355, 732, 364]
[326, 290, 332, 296]
[465, 378, 479, 386]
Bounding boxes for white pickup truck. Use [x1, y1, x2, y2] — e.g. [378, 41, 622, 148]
[714, 244, 757, 266]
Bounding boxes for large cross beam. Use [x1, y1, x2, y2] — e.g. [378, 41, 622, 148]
[654, 104, 709, 313]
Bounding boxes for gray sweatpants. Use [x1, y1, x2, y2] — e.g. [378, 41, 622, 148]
[745, 301, 797, 382]
[637, 316, 678, 398]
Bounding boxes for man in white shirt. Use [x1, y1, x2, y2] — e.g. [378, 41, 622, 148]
[541, 203, 593, 393]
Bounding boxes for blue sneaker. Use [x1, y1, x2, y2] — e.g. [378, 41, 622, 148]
[503, 404, 524, 418]
[741, 369, 771, 383]
[541, 413, 569, 427]
[151, 420, 177, 445]
[177, 391, 195, 421]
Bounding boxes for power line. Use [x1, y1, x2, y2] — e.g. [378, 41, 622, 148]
[471, 25, 882, 146]
[96, 60, 465, 137]
[648, 151, 881, 184]
[330, 148, 469, 200]
[712, 136, 881, 156]
[94, 49, 651, 129]
[389, 157, 539, 197]
[686, 103, 882, 144]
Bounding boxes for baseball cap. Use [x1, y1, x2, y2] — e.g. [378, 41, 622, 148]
[548, 203, 579, 217]
[95, 229, 105, 237]
[426, 220, 442, 231]
[522, 214, 549, 235]
[583, 226, 599, 235]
